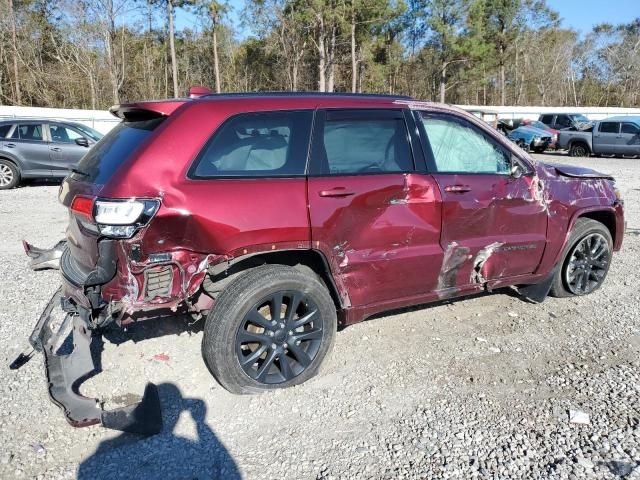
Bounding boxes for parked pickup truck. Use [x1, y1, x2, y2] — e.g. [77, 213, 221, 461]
[559, 116, 640, 157]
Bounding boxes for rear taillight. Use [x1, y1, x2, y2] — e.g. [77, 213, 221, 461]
[70, 195, 160, 239]
[70, 195, 95, 220]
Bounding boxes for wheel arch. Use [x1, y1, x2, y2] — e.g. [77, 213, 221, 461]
[206, 249, 345, 311]
[0, 154, 23, 170]
[569, 139, 591, 153]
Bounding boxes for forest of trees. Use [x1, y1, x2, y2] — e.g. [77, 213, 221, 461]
[1, 0, 639, 109]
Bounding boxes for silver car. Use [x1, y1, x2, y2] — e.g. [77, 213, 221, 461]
[0, 119, 103, 189]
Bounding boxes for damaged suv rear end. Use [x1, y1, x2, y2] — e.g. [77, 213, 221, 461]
[17, 93, 625, 435]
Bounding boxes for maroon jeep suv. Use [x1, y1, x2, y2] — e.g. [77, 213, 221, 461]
[17, 92, 624, 435]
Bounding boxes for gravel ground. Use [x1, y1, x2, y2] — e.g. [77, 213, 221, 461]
[0, 153, 639, 480]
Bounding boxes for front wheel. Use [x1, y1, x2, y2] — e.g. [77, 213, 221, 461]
[202, 264, 337, 394]
[569, 142, 590, 157]
[550, 218, 613, 298]
[533, 146, 546, 153]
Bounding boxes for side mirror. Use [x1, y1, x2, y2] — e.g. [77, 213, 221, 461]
[510, 160, 524, 179]
[75, 137, 89, 147]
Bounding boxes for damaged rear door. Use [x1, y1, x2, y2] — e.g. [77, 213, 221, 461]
[307, 109, 443, 307]
[416, 112, 548, 288]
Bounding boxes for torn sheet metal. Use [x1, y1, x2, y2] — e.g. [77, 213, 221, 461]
[470, 242, 504, 284]
[437, 242, 471, 292]
[23, 240, 67, 270]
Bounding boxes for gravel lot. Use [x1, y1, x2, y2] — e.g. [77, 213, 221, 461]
[1, 153, 639, 480]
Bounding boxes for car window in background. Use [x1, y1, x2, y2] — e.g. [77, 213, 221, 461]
[540, 115, 553, 125]
[599, 122, 619, 134]
[621, 123, 640, 134]
[75, 117, 164, 184]
[50, 125, 84, 143]
[74, 124, 103, 141]
[11, 124, 44, 141]
[192, 110, 312, 178]
[421, 115, 510, 174]
[570, 114, 589, 124]
[556, 115, 572, 128]
[321, 114, 412, 175]
[529, 121, 549, 130]
[0, 125, 12, 138]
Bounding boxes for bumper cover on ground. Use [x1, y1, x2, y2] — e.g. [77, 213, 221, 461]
[27, 288, 163, 435]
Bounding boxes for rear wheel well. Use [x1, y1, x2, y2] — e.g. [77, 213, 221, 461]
[0, 156, 19, 169]
[203, 250, 342, 310]
[577, 210, 615, 241]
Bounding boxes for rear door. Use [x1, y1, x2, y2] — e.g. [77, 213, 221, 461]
[593, 122, 621, 154]
[6, 122, 51, 175]
[307, 109, 443, 307]
[415, 111, 548, 287]
[47, 123, 92, 174]
[619, 122, 640, 156]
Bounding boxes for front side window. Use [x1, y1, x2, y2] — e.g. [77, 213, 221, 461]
[11, 123, 43, 141]
[50, 124, 84, 143]
[420, 114, 510, 174]
[540, 115, 553, 125]
[192, 110, 312, 178]
[621, 123, 640, 134]
[599, 122, 619, 134]
[556, 115, 572, 128]
[313, 110, 412, 175]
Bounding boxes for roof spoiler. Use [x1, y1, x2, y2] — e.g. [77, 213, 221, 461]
[109, 100, 187, 121]
[188, 86, 214, 98]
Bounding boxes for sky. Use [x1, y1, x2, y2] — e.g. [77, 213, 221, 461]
[546, 0, 640, 33]
[176, 0, 640, 38]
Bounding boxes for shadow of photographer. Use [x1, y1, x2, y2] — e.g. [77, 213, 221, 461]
[77, 383, 241, 480]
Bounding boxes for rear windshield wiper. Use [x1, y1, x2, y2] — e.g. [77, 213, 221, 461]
[69, 167, 89, 177]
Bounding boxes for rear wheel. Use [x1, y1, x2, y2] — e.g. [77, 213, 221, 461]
[550, 218, 612, 298]
[0, 159, 19, 189]
[202, 264, 337, 394]
[533, 146, 546, 153]
[569, 142, 590, 157]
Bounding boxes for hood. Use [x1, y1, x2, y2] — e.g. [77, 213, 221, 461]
[553, 164, 613, 180]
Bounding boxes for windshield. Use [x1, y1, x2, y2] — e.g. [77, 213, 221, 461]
[74, 124, 103, 141]
[73, 117, 164, 184]
[570, 114, 590, 124]
[529, 121, 548, 130]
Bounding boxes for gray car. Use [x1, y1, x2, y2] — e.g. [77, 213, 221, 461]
[0, 119, 103, 189]
[557, 116, 640, 157]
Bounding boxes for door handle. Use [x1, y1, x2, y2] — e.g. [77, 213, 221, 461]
[318, 187, 356, 198]
[444, 185, 471, 193]
[5, 143, 15, 148]
[51, 147, 62, 152]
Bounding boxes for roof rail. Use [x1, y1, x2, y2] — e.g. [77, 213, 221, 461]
[194, 91, 413, 100]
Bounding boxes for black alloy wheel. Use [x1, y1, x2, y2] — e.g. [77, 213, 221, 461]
[564, 232, 610, 295]
[235, 291, 324, 384]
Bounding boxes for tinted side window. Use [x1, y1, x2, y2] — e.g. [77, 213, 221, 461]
[621, 123, 640, 134]
[192, 110, 312, 178]
[599, 122, 619, 134]
[555, 115, 572, 128]
[0, 125, 12, 138]
[13, 124, 43, 141]
[540, 115, 553, 125]
[420, 114, 510, 174]
[313, 110, 412, 175]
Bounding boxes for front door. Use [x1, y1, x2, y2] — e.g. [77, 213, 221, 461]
[307, 109, 443, 307]
[415, 111, 548, 289]
[47, 123, 91, 174]
[593, 121, 621, 154]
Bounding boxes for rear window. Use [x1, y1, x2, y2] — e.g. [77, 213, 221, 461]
[0, 124, 12, 138]
[73, 117, 164, 184]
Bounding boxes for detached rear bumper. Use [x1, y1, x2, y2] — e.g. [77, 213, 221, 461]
[26, 288, 163, 435]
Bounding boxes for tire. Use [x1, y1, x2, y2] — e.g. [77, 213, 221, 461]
[202, 264, 337, 394]
[0, 159, 19, 189]
[533, 147, 546, 153]
[516, 139, 527, 151]
[550, 218, 613, 298]
[569, 142, 590, 157]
